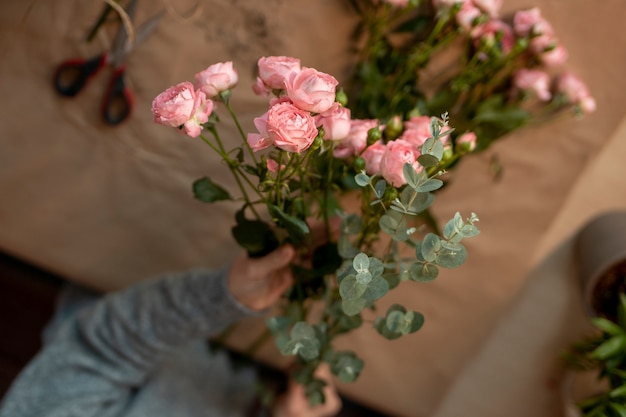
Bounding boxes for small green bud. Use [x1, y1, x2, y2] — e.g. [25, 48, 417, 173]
[385, 187, 398, 202]
[367, 126, 382, 145]
[311, 136, 323, 150]
[354, 157, 366, 172]
[442, 147, 454, 161]
[384, 116, 403, 140]
[335, 89, 348, 107]
[407, 107, 422, 119]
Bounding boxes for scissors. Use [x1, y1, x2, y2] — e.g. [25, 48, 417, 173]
[53, 0, 164, 125]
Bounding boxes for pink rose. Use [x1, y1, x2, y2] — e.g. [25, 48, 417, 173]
[257, 56, 302, 90]
[315, 103, 351, 141]
[513, 69, 552, 102]
[194, 61, 239, 98]
[456, 132, 477, 152]
[266, 159, 285, 173]
[361, 141, 387, 175]
[265, 102, 318, 153]
[473, 0, 501, 17]
[151, 81, 214, 138]
[333, 119, 379, 159]
[557, 72, 596, 114]
[471, 20, 515, 55]
[402, 116, 451, 146]
[252, 77, 270, 97]
[456, 2, 482, 31]
[380, 140, 422, 187]
[247, 112, 274, 151]
[540, 44, 568, 67]
[513, 8, 543, 37]
[285, 68, 338, 114]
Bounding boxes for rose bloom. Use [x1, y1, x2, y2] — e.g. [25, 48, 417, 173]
[333, 119, 379, 159]
[257, 56, 302, 90]
[456, 1, 482, 31]
[557, 72, 596, 114]
[361, 141, 387, 175]
[380, 140, 422, 187]
[473, 0, 502, 17]
[513, 69, 552, 102]
[194, 61, 238, 98]
[402, 116, 451, 146]
[285, 68, 338, 114]
[266, 102, 319, 153]
[315, 103, 351, 141]
[151, 81, 214, 138]
[456, 132, 477, 152]
[540, 44, 568, 67]
[471, 20, 515, 55]
[513, 8, 543, 37]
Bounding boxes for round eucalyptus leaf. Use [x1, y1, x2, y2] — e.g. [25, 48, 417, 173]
[421, 233, 441, 262]
[434, 244, 467, 268]
[406, 311, 425, 334]
[355, 172, 370, 187]
[374, 179, 387, 198]
[356, 270, 373, 285]
[342, 298, 367, 316]
[362, 276, 389, 301]
[417, 154, 439, 168]
[339, 275, 368, 300]
[383, 271, 401, 289]
[353, 252, 370, 272]
[386, 310, 406, 333]
[291, 321, 316, 341]
[409, 262, 439, 282]
[416, 178, 443, 193]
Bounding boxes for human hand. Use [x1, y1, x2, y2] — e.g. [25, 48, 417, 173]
[228, 245, 296, 311]
[272, 364, 342, 417]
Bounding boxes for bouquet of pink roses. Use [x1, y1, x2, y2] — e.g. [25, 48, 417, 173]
[152, 56, 479, 404]
[347, 0, 595, 156]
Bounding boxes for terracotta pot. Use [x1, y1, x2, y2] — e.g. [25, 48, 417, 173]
[575, 211, 626, 320]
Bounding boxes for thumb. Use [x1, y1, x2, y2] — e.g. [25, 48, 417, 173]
[252, 244, 295, 274]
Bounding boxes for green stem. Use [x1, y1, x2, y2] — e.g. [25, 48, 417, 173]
[225, 100, 259, 165]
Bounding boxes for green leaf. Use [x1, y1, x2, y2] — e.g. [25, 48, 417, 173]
[421, 138, 444, 161]
[192, 177, 232, 203]
[266, 316, 292, 334]
[353, 252, 370, 272]
[416, 178, 443, 193]
[329, 352, 364, 383]
[355, 172, 370, 187]
[374, 179, 387, 198]
[362, 276, 389, 301]
[341, 214, 362, 235]
[434, 245, 468, 269]
[417, 154, 439, 168]
[610, 384, 626, 398]
[374, 317, 402, 340]
[421, 233, 441, 262]
[409, 261, 439, 282]
[386, 310, 406, 333]
[342, 298, 367, 316]
[403, 163, 421, 189]
[406, 311, 425, 334]
[338, 236, 360, 259]
[231, 209, 279, 258]
[268, 204, 310, 246]
[591, 335, 626, 360]
[339, 275, 368, 300]
[291, 321, 316, 340]
[379, 212, 410, 241]
[383, 271, 401, 289]
[610, 402, 626, 417]
[591, 317, 625, 336]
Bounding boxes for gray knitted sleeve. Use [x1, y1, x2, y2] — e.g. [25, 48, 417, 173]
[0, 266, 258, 417]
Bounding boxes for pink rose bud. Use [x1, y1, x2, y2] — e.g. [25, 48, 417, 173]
[471, 20, 515, 54]
[265, 102, 318, 153]
[257, 56, 302, 90]
[513, 69, 552, 102]
[333, 119, 379, 159]
[380, 139, 422, 187]
[455, 2, 482, 31]
[151, 81, 214, 138]
[513, 8, 543, 37]
[402, 116, 451, 146]
[456, 132, 477, 152]
[194, 61, 239, 98]
[540, 44, 568, 67]
[361, 141, 387, 175]
[252, 76, 270, 97]
[315, 103, 352, 141]
[473, 0, 502, 17]
[285, 68, 339, 114]
[557, 72, 596, 114]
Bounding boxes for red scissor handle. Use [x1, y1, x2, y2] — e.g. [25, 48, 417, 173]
[53, 54, 107, 97]
[101, 66, 134, 125]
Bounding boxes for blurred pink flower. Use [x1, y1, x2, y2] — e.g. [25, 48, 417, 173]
[402, 116, 451, 146]
[194, 61, 239, 98]
[266, 159, 285, 173]
[473, 0, 502, 17]
[456, 132, 477, 152]
[456, 1, 482, 31]
[285, 68, 338, 114]
[257, 56, 301, 90]
[540, 44, 568, 67]
[513, 69, 552, 102]
[557, 72, 596, 114]
[471, 20, 515, 54]
[361, 141, 387, 175]
[151, 81, 214, 138]
[315, 103, 352, 141]
[380, 140, 422, 187]
[513, 8, 543, 37]
[333, 119, 379, 159]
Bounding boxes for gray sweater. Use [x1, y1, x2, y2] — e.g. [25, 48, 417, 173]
[0, 267, 260, 417]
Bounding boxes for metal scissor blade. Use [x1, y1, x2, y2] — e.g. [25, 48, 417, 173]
[109, 8, 165, 68]
[108, 0, 140, 67]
